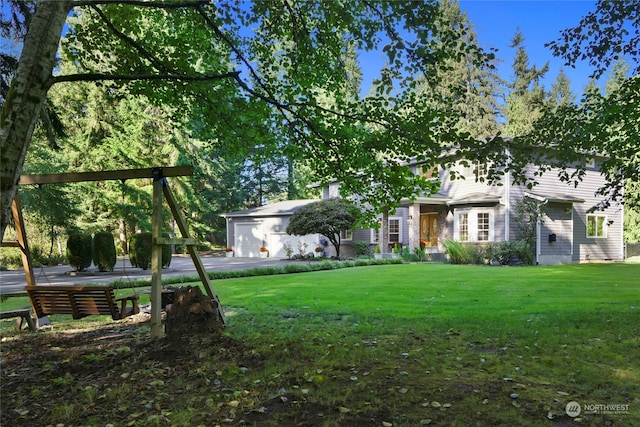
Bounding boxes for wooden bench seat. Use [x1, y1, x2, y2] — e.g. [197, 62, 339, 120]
[26, 286, 140, 321]
[0, 308, 36, 331]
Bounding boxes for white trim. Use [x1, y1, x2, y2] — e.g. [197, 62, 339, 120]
[371, 216, 403, 244]
[453, 208, 495, 243]
[586, 214, 608, 238]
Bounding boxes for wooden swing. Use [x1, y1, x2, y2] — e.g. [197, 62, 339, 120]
[2, 166, 225, 337]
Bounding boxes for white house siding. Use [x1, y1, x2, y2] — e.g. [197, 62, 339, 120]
[513, 162, 623, 262]
[538, 202, 574, 264]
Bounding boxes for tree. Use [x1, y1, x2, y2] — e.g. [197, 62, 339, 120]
[547, 68, 576, 110]
[1, 0, 493, 241]
[503, 30, 549, 137]
[515, 2, 640, 210]
[286, 199, 357, 258]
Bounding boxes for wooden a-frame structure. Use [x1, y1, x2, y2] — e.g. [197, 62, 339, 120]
[2, 166, 225, 337]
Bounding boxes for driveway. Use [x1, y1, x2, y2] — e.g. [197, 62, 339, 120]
[0, 255, 293, 294]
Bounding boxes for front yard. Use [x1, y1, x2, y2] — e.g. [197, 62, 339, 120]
[1, 262, 638, 426]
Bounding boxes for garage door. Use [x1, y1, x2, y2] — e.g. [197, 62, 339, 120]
[234, 223, 262, 257]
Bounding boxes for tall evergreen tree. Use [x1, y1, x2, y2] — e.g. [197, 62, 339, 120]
[548, 68, 576, 110]
[417, 0, 503, 139]
[503, 30, 549, 136]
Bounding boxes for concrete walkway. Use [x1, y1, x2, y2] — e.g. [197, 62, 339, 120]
[0, 255, 294, 294]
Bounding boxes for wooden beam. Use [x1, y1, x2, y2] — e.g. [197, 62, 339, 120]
[155, 237, 199, 246]
[1, 241, 21, 247]
[18, 165, 193, 185]
[163, 182, 225, 325]
[150, 179, 164, 338]
[11, 195, 36, 288]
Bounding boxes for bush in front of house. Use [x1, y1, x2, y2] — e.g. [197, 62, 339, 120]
[485, 241, 532, 265]
[352, 240, 371, 258]
[66, 232, 93, 271]
[443, 239, 484, 265]
[93, 231, 117, 272]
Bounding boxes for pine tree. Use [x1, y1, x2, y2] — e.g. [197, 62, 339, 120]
[503, 30, 549, 136]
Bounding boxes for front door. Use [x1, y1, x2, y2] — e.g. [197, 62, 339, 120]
[420, 213, 438, 248]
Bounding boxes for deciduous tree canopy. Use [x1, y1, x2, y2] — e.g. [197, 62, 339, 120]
[0, 0, 489, 239]
[286, 198, 357, 258]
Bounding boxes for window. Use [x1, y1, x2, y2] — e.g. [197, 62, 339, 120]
[389, 219, 400, 243]
[459, 213, 469, 241]
[419, 165, 438, 179]
[454, 209, 494, 242]
[463, 162, 487, 180]
[587, 214, 607, 238]
[340, 229, 353, 240]
[371, 217, 403, 244]
[477, 212, 490, 241]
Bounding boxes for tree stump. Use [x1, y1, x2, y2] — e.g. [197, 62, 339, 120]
[164, 286, 224, 339]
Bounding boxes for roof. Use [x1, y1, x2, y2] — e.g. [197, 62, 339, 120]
[524, 191, 585, 204]
[221, 199, 320, 218]
[399, 193, 451, 206]
[447, 193, 502, 206]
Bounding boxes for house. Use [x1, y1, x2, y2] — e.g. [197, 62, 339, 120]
[324, 157, 624, 264]
[221, 200, 323, 258]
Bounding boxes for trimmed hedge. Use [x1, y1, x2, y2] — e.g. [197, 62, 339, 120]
[93, 231, 117, 272]
[66, 233, 93, 271]
[129, 232, 172, 270]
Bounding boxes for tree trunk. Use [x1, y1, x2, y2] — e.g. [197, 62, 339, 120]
[0, 1, 71, 240]
[381, 208, 389, 253]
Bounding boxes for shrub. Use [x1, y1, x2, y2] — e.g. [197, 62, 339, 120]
[443, 239, 484, 265]
[93, 231, 117, 272]
[129, 232, 171, 269]
[352, 240, 371, 257]
[485, 241, 532, 265]
[130, 233, 152, 270]
[66, 233, 93, 271]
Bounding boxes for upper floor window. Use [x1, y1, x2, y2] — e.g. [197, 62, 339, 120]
[587, 214, 607, 238]
[454, 209, 494, 242]
[419, 165, 438, 179]
[463, 161, 488, 180]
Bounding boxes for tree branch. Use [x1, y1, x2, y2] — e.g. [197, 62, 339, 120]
[90, 4, 172, 73]
[72, 0, 208, 9]
[48, 71, 240, 88]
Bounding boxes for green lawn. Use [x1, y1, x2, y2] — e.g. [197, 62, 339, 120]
[1, 262, 639, 426]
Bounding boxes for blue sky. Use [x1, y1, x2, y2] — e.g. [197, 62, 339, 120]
[461, 0, 599, 95]
[358, 1, 603, 98]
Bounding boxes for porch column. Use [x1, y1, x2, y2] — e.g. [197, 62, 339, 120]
[408, 203, 420, 252]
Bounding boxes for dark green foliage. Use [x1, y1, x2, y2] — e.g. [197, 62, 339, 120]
[130, 232, 151, 270]
[443, 239, 484, 265]
[66, 232, 92, 271]
[286, 199, 358, 258]
[485, 241, 532, 265]
[93, 231, 116, 272]
[352, 240, 371, 257]
[129, 232, 171, 269]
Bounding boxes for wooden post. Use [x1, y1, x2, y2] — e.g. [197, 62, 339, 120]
[11, 195, 36, 288]
[162, 183, 225, 326]
[150, 176, 164, 338]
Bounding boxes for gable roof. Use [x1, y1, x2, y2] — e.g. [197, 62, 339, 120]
[447, 193, 502, 206]
[524, 191, 585, 204]
[221, 199, 320, 218]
